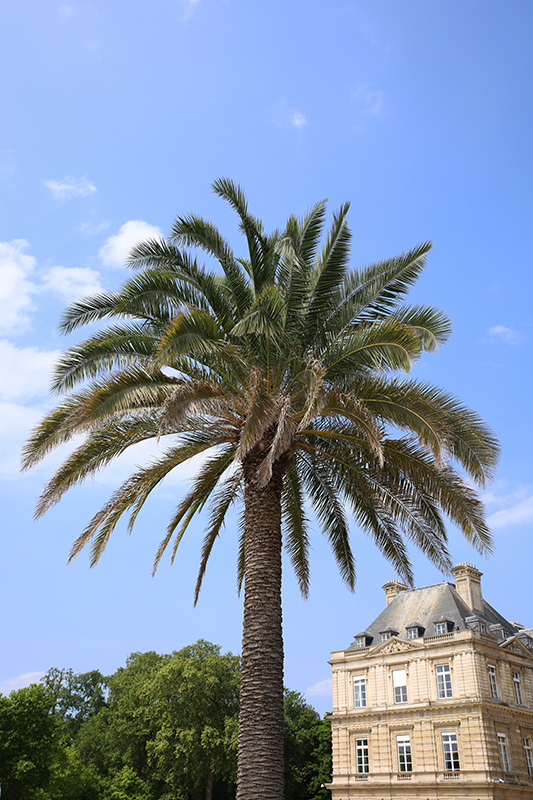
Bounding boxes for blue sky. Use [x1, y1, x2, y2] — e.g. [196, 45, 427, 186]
[1, 0, 532, 716]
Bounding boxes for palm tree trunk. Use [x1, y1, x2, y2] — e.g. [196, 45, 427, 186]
[236, 453, 285, 800]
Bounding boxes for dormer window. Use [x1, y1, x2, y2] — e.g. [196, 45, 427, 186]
[354, 631, 373, 649]
[406, 624, 425, 640]
[380, 628, 399, 643]
[434, 619, 453, 635]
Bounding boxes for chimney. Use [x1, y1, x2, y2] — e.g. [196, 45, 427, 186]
[451, 563, 483, 613]
[382, 579, 409, 606]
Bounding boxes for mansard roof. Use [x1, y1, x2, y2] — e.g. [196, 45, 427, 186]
[346, 580, 518, 651]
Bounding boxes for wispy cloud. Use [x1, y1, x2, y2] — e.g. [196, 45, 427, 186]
[0, 672, 45, 696]
[0, 240, 37, 334]
[351, 83, 384, 117]
[180, 0, 201, 20]
[484, 483, 533, 529]
[58, 4, 74, 17]
[78, 220, 109, 235]
[291, 111, 309, 129]
[487, 325, 525, 345]
[41, 266, 102, 301]
[488, 496, 533, 529]
[99, 220, 163, 269]
[306, 678, 332, 697]
[44, 176, 97, 201]
[272, 98, 310, 130]
[0, 341, 60, 402]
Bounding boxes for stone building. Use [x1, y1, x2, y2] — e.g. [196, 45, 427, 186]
[328, 564, 533, 799]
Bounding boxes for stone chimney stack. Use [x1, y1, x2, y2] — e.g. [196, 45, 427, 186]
[451, 563, 483, 613]
[382, 579, 409, 606]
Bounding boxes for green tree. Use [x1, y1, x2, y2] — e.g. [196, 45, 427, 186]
[23, 180, 499, 800]
[75, 643, 239, 800]
[0, 684, 63, 800]
[42, 667, 108, 739]
[283, 691, 331, 800]
[146, 641, 239, 800]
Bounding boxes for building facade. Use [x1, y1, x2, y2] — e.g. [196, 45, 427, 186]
[329, 564, 533, 799]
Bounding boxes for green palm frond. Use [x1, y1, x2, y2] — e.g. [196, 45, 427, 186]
[194, 469, 243, 605]
[281, 460, 310, 598]
[25, 181, 498, 606]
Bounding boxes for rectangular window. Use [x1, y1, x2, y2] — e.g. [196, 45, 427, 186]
[393, 669, 407, 704]
[436, 664, 453, 698]
[488, 665, 499, 699]
[355, 738, 369, 774]
[407, 628, 418, 639]
[479, 622, 487, 633]
[397, 735, 413, 773]
[435, 622, 447, 635]
[498, 733, 510, 772]
[524, 738, 533, 776]
[442, 732, 460, 771]
[513, 672, 523, 705]
[355, 637, 366, 648]
[353, 676, 366, 708]
[381, 632, 391, 642]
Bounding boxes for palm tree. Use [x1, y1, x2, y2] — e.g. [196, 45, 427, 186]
[22, 179, 499, 800]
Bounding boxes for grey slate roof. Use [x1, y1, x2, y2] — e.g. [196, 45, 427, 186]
[348, 581, 519, 650]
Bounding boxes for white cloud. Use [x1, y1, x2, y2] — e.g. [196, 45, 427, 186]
[0, 341, 59, 402]
[306, 678, 332, 697]
[291, 111, 309, 128]
[0, 672, 45, 696]
[44, 176, 97, 201]
[272, 98, 310, 130]
[180, 0, 201, 20]
[488, 495, 533, 529]
[488, 325, 525, 345]
[58, 4, 74, 17]
[99, 220, 163, 269]
[351, 83, 384, 117]
[0, 240, 37, 334]
[0, 402, 46, 479]
[79, 220, 109, 235]
[41, 266, 102, 301]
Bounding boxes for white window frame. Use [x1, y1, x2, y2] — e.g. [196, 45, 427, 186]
[435, 622, 447, 635]
[513, 671, 523, 705]
[436, 664, 453, 698]
[381, 631, 391, 642]
[355, 636, 366, 649]
[397, 734, 412, 773]
[498, 733, 510, 772]
[393, 668, 407, 704]
[406, 627, 418, 639]
[524, 738, 533, 776]
[488, 664, 499, 699]
[355, 738, 369, 774]
[442, 732, 460, 772]
[353, 675, 366, 708]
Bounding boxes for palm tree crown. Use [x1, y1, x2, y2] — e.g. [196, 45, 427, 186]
[23, 179, 499, 800]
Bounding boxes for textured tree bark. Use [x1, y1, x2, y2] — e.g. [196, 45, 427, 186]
[236, 452, 285, 800]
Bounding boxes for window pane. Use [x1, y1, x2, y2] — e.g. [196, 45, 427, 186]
[442, 733, 460, 771]
[356, 738, 369, 773]
[498, 734, 510, 772]
[513, 672, 523, 705]
[436, 664, 453, 698]
[397, 735, 412, 773]
[488, 665, 499, 699]
[354, 676, 366, 708]
[524, 738, 533, 776]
